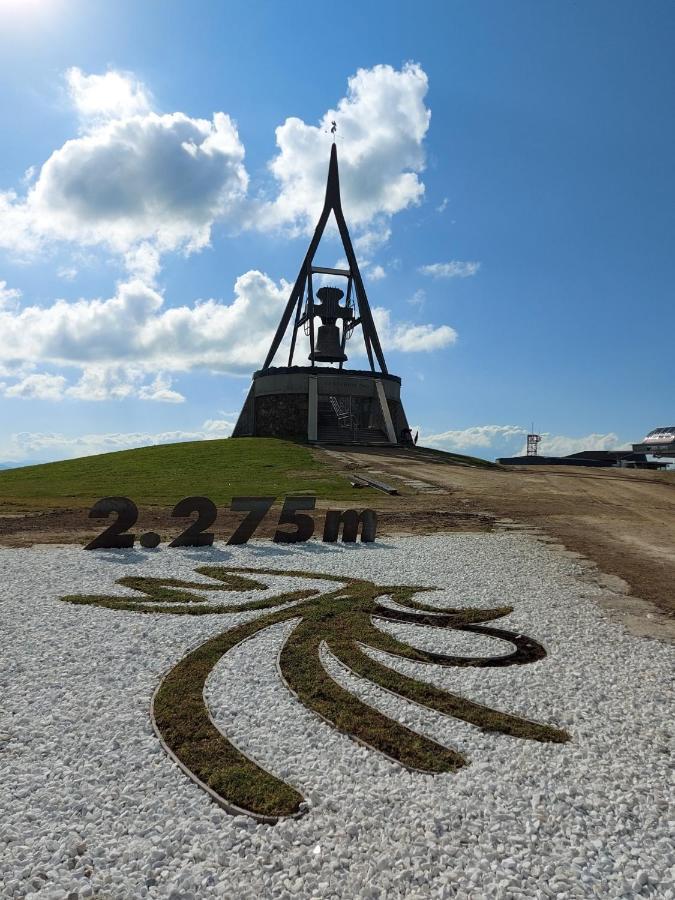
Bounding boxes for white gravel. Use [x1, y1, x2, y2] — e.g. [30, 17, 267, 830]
[0, 534, 673, 899]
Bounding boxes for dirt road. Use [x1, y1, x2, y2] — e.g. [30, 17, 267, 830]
[317, 445, 675, 627]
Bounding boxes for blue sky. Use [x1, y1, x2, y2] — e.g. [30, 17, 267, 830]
[0, 0, 673, 463]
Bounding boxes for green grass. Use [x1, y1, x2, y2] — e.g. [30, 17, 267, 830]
[0, 437, 368, 508]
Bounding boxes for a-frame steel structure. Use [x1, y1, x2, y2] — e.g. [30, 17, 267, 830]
[262, 143, 388, 374]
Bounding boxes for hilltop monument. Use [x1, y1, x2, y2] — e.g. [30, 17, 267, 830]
[233, 143, 412, 445]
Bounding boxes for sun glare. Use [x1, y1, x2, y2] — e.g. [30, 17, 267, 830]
[0, 0, 60, 19]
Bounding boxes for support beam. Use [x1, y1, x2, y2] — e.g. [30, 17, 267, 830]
[307, 376, 318, 442]
[311, 266, 351, 277]
[375, 380, 397, 444]
[287, 284, 305, 367]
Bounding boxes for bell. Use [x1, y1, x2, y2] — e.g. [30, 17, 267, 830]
[311, 323, 347, 363]
[309, 286, 351, 364]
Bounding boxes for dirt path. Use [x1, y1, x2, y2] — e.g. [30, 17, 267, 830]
[314, 446, 675, 635]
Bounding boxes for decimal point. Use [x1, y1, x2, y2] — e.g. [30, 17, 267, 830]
[140, 531, 161, 549]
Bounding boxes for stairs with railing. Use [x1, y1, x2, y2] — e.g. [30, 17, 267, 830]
[316, 397, 391, 444]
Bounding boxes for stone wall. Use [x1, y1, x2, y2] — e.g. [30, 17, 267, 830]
[254, 393, 308, 439]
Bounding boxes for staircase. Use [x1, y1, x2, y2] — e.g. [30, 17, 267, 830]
[316, 398, 392, 445]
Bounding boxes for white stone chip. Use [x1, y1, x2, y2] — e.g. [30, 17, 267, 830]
[0, 534, 673, 898]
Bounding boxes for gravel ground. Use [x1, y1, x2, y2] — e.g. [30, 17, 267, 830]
[0, 534, 673, 899]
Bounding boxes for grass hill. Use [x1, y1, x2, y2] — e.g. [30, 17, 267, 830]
[0, 438, 364, 509]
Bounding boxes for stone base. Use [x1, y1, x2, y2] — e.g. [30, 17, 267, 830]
[233, 367, 411, 445]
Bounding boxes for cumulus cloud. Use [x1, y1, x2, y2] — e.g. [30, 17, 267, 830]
[421, 424, 527, 451]
[0, 272, 284, 376]
[66, 366, 185, 403]
[535, 432, 628, 456]
[419, 261, 480, 279]
[1, 373, 68, 400]
[0, 71, 248, 266]
[418, 424, 627, 458]
[257, 63, 430, 237]
[137, 373, 185, 403]
[0, 365, 185, 404]
[1, 418, 235, 463]
[0, 62, 432, 276]
[66, 67, 152, 123]
[372, 308, 457, 352]
[27, 112, 245, 254]
[0, 63, 458, 403]
[0, 269, 456, 397]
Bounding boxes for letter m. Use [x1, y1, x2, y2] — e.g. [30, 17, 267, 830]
[322, 509, 377, 543]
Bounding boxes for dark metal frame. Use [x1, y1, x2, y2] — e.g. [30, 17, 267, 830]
[262, 144, 388, 375]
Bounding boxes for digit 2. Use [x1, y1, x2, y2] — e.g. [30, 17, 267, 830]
[85, 497, 138, 550]
[169, 496, 217, 547]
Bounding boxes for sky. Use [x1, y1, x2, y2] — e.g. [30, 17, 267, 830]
[0, 0, 673, 465]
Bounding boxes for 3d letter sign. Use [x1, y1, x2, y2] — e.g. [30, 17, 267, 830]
[84, 496, 376, 549]
[60, 566, 570, 822]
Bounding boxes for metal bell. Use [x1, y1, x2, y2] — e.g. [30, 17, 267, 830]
[309, 286, 351, 363]
[311, 324, 347, 363]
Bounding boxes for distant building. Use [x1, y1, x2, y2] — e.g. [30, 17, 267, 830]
[632, 426, 675, 459]
[497, 450, 669, 470]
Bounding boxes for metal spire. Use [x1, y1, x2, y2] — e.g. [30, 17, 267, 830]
[261, 143, 388, 374]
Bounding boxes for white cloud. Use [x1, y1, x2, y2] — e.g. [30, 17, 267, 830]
[0, 269, 456, 394]
[0, 365, 185, 404]
[123, 242, 162, 282]
[258, 63, 430, 238]
[407, 288, 426, 307]
[0, 280, 21, 309]
[0, 272, 287, 380]
[137, 373, 185, 403]
[65, 365, 185, 403]
[0, 63, 458, 399]
[32, 111, 246, 253]
[372, 308, 457, 352]
[0, 70, 248, 266]
[1, 418, 235, 463]
[436, 197, 449, 213]
[535, 432, 628, 457]
[419, 261, 480, 279]
[65, 365, 140, 401]
[2, 372, 67, 400]
[421, 424, 527, 451]
[353, 224, 392, 258]
[66, 67, 152, 123]
[418, 424, 628, 458]
[0, 63, 433, 281]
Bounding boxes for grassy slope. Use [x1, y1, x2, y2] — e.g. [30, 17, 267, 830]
[0, 438, 365, 508]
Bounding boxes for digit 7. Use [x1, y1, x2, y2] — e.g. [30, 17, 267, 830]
[227, 497, 275, 545]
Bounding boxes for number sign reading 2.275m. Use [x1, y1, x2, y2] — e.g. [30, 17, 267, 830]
[84, 496, 377, 550]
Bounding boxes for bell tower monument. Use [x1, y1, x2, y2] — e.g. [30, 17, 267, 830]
[233, 143, 412, 445]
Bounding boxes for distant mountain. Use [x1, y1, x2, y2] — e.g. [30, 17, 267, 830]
[0, 461, 41, 470]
